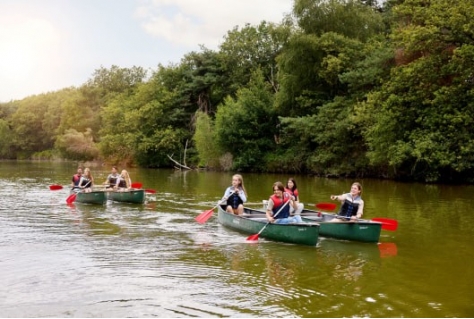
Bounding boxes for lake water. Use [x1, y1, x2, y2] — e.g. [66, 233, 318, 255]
[1, 161, 473, 317]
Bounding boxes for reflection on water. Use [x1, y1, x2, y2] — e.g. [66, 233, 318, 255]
[0, 161, 473, 317]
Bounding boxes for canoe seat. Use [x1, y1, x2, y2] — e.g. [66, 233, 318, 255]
[243, 213, 266, 218]
[244, 217, 268, 222]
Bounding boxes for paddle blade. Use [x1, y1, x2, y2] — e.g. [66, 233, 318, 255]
[49, 184, 63, 191]
[379, 242, 398, 257]
[246, 234, 259, 241]
[195, 209, 214, 224]
[66, 193, 77, 204]
[315, 202, 337, 211]
[131, 182, 143, 189]
[372, 218, 398, 231]
[145, 189, 156, 194]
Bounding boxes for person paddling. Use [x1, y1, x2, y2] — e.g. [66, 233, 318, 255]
[103, 166, 120, 189]
[71, 167, 83, 191]
[285, 177, 304, 216]
[330, 182, 364, 222]
[222, 174, 247, 215]
[115, 169, 132, 190]
[78, 167, 94, 192]
[266, 181, 303, 224]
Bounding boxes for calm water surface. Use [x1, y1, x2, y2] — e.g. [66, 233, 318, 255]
[0, 161, 473, 317]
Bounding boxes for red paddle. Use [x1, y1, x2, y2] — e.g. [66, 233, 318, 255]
[247, 199, 291, 241]
[66, 193, 77, 204]
[145, 189, 156, 194]
[195, 200, 227, 224]
[49, 184, 63, 191]
[195, 209, 215, 224]
[315, 202, 337, 211]
[372, 218, 398, 231]
[131, 182, 143, 189]
[195, 191, 235, 224]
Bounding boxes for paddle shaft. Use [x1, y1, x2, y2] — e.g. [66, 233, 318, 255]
[331, 214, 397, 231]
[254, 198, 291, 237]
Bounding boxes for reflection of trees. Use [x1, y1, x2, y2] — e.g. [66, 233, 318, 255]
[264, 253, 297, 288]
[333, 259, 365, 282]
[320, 240, 381, 283]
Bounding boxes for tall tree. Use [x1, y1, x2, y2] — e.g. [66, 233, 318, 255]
[358, 0, 474, 181]
[215, 69, 277, 171]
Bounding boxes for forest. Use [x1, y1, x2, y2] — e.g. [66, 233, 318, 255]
[0, 0, 473, 183]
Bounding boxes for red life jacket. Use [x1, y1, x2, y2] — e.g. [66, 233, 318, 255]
[270, 193, 291, 219]
[285, 187, 299, 200]
[72, 174, 81, 186]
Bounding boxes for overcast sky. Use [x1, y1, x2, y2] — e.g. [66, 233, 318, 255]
[0, 0, 293, 102]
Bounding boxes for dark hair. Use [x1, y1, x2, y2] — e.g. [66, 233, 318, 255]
[287, 177, 297, 191]
[273, 181, 285, 192]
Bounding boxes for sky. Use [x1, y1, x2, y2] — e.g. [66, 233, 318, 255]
[0, 0, 293, 102]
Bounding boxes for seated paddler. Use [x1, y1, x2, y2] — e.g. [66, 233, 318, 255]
[266, 182, 303, 224]
[221, 174, 247, 215]
[330, 182, 364, 222]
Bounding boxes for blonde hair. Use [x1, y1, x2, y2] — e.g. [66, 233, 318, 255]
[233, 174, 247, 196]
[84, 168, 94, 182]
[120, 170, 130, 188]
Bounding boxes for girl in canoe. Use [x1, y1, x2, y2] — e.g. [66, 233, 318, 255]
[285, 177, 304, 216]
[71, 166, 83, 190]
[104, 166, 120, 188]
[330, 182, 364, 221]
[78, 167, 94, 192]
[266, 182, 303, 224]
[115, 169, 132, 190]
[222, 174, 247, 215]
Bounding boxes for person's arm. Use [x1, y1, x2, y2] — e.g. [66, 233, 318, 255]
[356, 200, 364, 219]
[291, 198, 298, 210]
[266, 199, 275, 222]
[221, 187, 232, 201]
[78, 177, 85, 188]
[330, 194, 344, 202]
[238, 188, 247, 203]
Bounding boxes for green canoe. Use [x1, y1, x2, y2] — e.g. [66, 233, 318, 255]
[300, 209, 382, 243]
[107, 189, 146, 204]
[74, 190, 107, 205]
[217, 206, 320, 246]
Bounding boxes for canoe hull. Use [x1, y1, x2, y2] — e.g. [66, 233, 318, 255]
[301, 209, 382, 243]
[218, 206, 320, 246]
[74, 191, 107, 205]
[108, 189, 146, 204]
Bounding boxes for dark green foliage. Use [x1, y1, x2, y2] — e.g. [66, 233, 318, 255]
[357, 0, 474, 182]
[215, 70, 277, 171]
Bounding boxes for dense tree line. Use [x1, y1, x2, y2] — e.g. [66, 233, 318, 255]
[1, 0, 473, 183]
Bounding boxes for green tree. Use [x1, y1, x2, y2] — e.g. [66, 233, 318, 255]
[0, 118, 14, 158]
[193, 111, 220, 168]
[293, 0, 385, 41]
[215, 70, 277, 171]
[219, 21, 291, 94]
[358, 0, 474, 182]
[55, 128, 99, 161]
